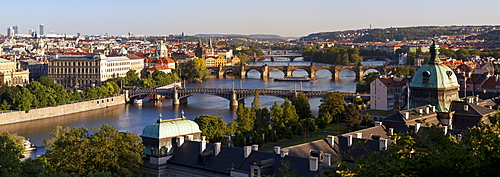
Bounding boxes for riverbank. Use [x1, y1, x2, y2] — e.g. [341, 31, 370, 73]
[0, 94, 126, 126]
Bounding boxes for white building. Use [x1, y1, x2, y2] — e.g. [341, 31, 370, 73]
[370, 76, 409, 111]
[48, 54, 144, 88]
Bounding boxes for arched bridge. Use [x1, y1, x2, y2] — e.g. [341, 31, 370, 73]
[126, 88, 369, 108]
[208, 64, 395, 82]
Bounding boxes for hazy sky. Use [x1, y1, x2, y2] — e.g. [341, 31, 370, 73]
[2, 0, 500, 37]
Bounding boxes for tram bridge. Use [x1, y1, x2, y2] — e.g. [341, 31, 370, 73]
[127, 88, 369, 108]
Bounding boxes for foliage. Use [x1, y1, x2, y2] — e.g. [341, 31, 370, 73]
[251, 89, 260, 110]
[233, 45, 264, 57]
[291, 94, 312, 120]
[43, 125, 144, 177]
[318, 91, 346, 122]
[339, 122, 500, 176]
[14, 87, 34, 112]
[125, 70, 139, 84]
[181, 58, 208, 81]
[361, 113, 372, 126]
[151, 70, 179, 86]
[355, 72, 380, 93]
[235, 103, 255, 134]
[392, 66, 416, 77]
[317, 111, 333, 130]
[344, 104, 361, 131]
[302, 45, 363, 65]
[0, 132, 25, 176]
[194, 115, 229, 143]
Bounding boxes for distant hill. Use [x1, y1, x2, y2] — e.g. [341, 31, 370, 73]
[194, 34, 298, 40]
[303, 25, 500, 42]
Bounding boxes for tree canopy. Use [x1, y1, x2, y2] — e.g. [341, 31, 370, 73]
[194, 115, 229, 143]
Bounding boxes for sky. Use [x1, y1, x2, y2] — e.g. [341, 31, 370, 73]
[2, 0, 500, 37]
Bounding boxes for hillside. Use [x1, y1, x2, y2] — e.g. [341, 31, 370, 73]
[303, 25, 500, 42]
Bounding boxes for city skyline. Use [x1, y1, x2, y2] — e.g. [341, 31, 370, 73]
[2, 0, 500, 37]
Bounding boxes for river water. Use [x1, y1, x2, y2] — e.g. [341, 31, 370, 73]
[0, 57, 386, 158]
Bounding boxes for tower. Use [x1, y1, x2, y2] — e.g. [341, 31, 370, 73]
[195, 38, 206, 59]
[408, 40, 460, 112]
[39, 24, 44, 36]
[12, 26, 19, 35]
[6, 27, 13, 37]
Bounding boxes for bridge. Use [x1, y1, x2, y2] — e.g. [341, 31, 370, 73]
[126, 88, 369, 108]
[208, 64, 394, 82]
[264, 53, 303, 62]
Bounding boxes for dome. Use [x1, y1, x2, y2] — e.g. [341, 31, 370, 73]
[155, 40, 168, 51]
[141, 118, 202, 139]
[410, 41, 459, 89]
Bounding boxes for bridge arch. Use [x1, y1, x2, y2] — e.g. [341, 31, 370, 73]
[245, 68, 262, 79]
[313, 69, 333, 79]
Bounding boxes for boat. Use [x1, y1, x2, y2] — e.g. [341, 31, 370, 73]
[133, 96, 150, 104]
[23, 139, 36, 151]
[273, 77, 317, 82]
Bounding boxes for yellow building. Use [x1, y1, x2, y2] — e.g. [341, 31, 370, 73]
[0, 58, 29, 86]
[214, 56, 227, 67]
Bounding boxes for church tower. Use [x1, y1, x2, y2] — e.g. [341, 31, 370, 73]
[408, 40, 460, 112]
[195, 38, 206, 59]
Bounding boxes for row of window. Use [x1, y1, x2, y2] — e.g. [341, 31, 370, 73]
[50, 68, 100, 74]
[51, 61, 96, 67]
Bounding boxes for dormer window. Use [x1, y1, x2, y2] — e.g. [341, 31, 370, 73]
[422, 71, 430, 84]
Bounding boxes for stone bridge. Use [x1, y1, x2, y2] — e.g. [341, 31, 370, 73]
[208, 64, 394, 82]
[126, 88, 369, 108]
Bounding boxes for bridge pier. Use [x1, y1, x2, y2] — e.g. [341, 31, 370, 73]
[261, 65, 269, 79]
[240, 65, 247, 78]
[218, 66, 224, 78]
[230, 91, 239, 107]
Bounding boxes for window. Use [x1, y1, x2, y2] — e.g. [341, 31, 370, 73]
[422, 71, 430, 84]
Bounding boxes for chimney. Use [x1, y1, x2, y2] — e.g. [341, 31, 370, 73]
[309, 157, 319, 172]
[185, 135, 193, 141]
[280, 149, 289, 158]
[322, 153, 332, 166]
[415, 123, 421, 133]
[252, 144, 259, 151]
[215, 142, 221, 156]
[243, 146, 252, 158]
[347, 135, 353, 147]
[404, 112, 410, 119]
[356, 133, 363, 139]
[464, 105, 469, 111]
[425, 107, 430, 114]
[377, 121, 383, 126]
[457, 134, 462, 141]
[389, 128, 394, 136]
[327, 135, 334, 147]
[443, 126, 448, 135]
[200, 136, 206, 153]
[475, 95, 479, 103]
[418, 109, 423, 114]
[274, 146, 281, 154]
[177, 136, 185, 147]
[431, 106, 436, 112]
[496, 74, 499, 82]
[379, 139, 388, 150]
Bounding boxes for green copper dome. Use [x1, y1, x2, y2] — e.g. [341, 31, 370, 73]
[155, 40, 168, 51]
[410, 41, 459, 89]
[141, 117, 201, 139]
[408, 40, 460, 112]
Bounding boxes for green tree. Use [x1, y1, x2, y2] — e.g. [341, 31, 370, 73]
[139, 78, 155, 88]
[14, 87, 34, 112]
[392, 66, 416, 77]
[361, 113, 373, 126]
[344, 104, 361, 131]
[235, 103, 255, 134]
[125, 70, 139, 84]
[0, 132, 25, 176]
[291, 94, 312, 120]
[318, 91, 346, 122]
[182, 58, 208, 81]
[43, 125, 144, 177]
[194, 115, 228, 143]
[356, 72, 380, 93]
[251, 89, 260, 110]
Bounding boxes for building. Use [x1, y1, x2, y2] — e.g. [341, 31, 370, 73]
[39, 24, 44, 36]
[140, 114, 340, 176]
[19, 59, 48, 81]
[408, 41, 460, 112]
[48, 54, 143, 87]
[0, 58, 30, 86]
[370, 76, 409, 111]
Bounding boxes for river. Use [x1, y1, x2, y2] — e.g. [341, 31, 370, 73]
[0, 57, 386, 158]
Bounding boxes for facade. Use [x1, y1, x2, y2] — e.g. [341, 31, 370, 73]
[370, 76, 408, 111]
[48, 54, 143, 87]
[19, 59, 49, 81]
[408, 41, 460, 112]
[0, 58, 30, 86]
[39, 24, 44, 36]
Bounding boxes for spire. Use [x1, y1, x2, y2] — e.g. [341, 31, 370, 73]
[157, 113, 163, 123]
[428, 39, 442, 65]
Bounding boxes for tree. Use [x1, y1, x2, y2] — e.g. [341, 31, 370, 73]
[235, 103, 255, 134]
[251, 89, 260, 110]
[318, 91, 346, 122]
[291, 94, 312, 120]
[356, 72, 380, 93]
[14, 87, 34, 112]
[125, 70, 139, 84]
[194, 115, 229, 143]
[0, 132, 25, 176]
[392, 66, 416, 77]
[43, 125, 144, 176]
[338, 123, 500, 176]
[139, 78, 155, 88]
[344, 104, 361, 131]
[361, 113, 372, 126]
[182, 58, 208, 81]
[317, 111, 332, 130]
